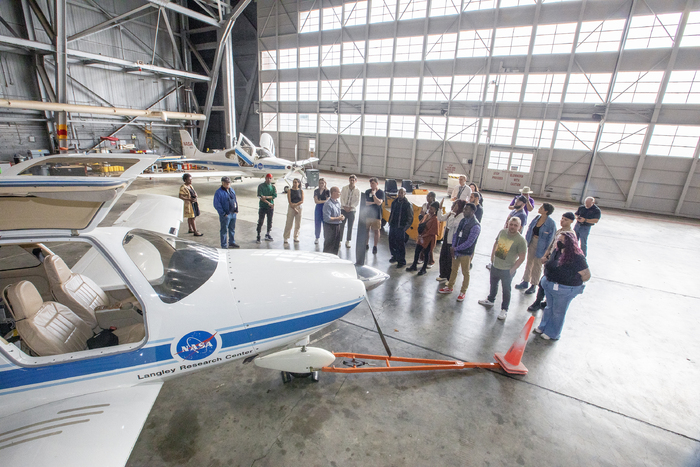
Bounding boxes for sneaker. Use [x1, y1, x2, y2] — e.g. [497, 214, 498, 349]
[294, 238, 300, 243]
[283, 239, 289, 245]
[497, 310, 508, 320]
[436, 277, 447, 282]
[533, 327, 543, 334]
[426, 263, 433, 269]
[525, 285, 537, 294]
[346, 241, 351, 248]
[417, 270, 426, 276]
[438, 287, 453, 294]
[541, 333, 552, 340]
[527, 302, 541, 312]
[372, 246, 377, 255]
[406, 266, 418, 272]
[486, 263, 491, 270]
[228, 243, 240, 249]
[515, 281, 529, 290]
[256, 237, 261, 244]
[478, 299, 494, 307]
[389, 257, 397, 263]
[457, 293, 466, 302]
[314, 238, 319, 245]
[265, 234, 273, 241]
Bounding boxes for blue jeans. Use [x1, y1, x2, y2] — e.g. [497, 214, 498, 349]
[574, 223, 591, 256]
[314, 203, 324, 239]
[219, 213, 236, 248]
[539, 276, 585, 339]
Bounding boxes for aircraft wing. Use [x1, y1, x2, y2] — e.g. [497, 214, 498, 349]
[138, 170, 248, 179]
[294, 157, 319, 167]
[0, 383, 162, 467]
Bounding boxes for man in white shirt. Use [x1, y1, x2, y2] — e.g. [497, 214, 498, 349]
[340, 174, 361, 248]
[451, 175, 472, 202]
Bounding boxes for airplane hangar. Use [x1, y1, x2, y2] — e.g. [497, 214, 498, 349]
[0, 1, 699, 466]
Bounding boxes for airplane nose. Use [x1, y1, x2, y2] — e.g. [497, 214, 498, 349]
[355, 265, 389, 291]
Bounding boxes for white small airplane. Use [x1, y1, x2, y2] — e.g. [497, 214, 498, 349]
[0, 154, 386, 466]
[144, 130, 319, 186]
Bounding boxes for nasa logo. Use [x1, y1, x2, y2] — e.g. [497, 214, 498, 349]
[256, 162, 264, 170]
[175, 331, 218, 361]
[184, 141, 194, 146]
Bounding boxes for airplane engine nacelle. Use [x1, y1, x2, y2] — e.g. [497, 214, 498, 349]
[254, 347, 336, 373]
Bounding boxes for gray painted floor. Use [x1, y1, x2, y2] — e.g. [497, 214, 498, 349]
[123, 173, 700, 467]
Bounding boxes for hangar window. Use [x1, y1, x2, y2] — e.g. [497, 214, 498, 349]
[278, 82, 297, 101]
[463, 0, 495, 11]
[299, 10, 319, 33]
[298, 114, 317, 133]
[319, 114, 338, 134]
[486, 74, 524, 102]
[500, 0, 536, 8]
[524, 73, 566, 103]
[261, 113, 277, 132]
[533, 23, 576, 54]
[366, 78, 392, 100]
[341, 78, 364, 100]
[279, 113, 297, 132]
[516, 120, 556, 147]
[430, 0, 459, 17]
[364, 115, 389, 137]
[370, 0, 396, 23]
[344, 2, 368, 26]
[340, 114, 362, 135]
[261, 50, 276, 70]
[323, 6, 342, 30]
[565, 73, 611, 103]
[554, 121, 600, 151]
[493, 26, 532, 56]
[321, 44, 341, 67]
[261, 82, 277, 101]
[278, 48, 297, 69]
[392, 77, 420, 100]
[320, 80, 340, 100]
[647, 125, 700, 157]
[422, 76, 452, 101]
[417, 116, 447, 141]
[446, 117, 480, 143]
[452, 75, 486, 101]
[398, 0, 427, 20]
[299, 81, 318, 101]
[487, 150, 510, 170]
[389, 115, 417, 138]
[486, 118, 516, 145]
[599, 123, 648, 154]
[426, 33, 457, 60]
[611, 71, 663, 104]
[625, 13, 681, 50]
[663, 70, 700, 104]
[368, 38, 394, 62]
[680, 11, 700, 47]
[299, 46, 319, 68]
[395, 36, 424, 61]
[342, 41, 366, 64]
[457, 29, 491, 57]
[576, 19, 625, 53]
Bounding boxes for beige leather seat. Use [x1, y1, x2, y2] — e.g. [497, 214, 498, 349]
[4, 281, 92, 356]
[43, 254, 145, 344]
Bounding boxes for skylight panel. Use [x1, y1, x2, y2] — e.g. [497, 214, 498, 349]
[446, 117, 480, 143]
[516, 120, 556, 147]
[298, 114, 317, 133]
[365, 78, 392, 100]
[395, 36, 424, 61]
[524, 73, 566, 102]
[680, 11, 700, 47]
[321, 44, 341, 67]
[422, 76, 452, 101]
[319, 114, 338, 133]
[647, 125, 700, 157]
[398, 0, 427, 20]
[565, 73, 611, 103]
[320, 80, 340, 100]
[452, 75, 486, 101]
[342, 41, 366, 64]
[261, 82, 277, 101]
[463, 0, 495, 11]
[493, 26, 533, 56]
[344, 2, 368, 27]
[598, 123, 648, 153]
[322, 6, 342, 30]
[278, 82, 297, 101]
[554, 121, 600, 151]
[457, 29, 492, 57]
[390, 115, 417, 138]
[663, 70, 700, 104]
[487, 118, 516, 145]
[417, 116, 447, 140]
[370, 0, 397, 23]
[261, 113, 277, 132]
[487, 74, 524, 101]
[426, 33, 458, 60]
[533, 23, 576, 54]
[364, 115, 389, 137]
[341, 79, 364, 100]
[430, 0, 460, 17]
[577, 19, 625, 53]
[299, 46, 319, 68]
[368, 38, 394, 63]
[279, 113, 297, 132]
[278, 48, 297, 69]
[299, 81, 318, 101]
[340, 114, 362, 135]
[625, 13, 681, 50]
[261, 50, 277, 70]
[392, 77, 420, 100]
[611, 71, 663, 104]
[299, 10, 319, 33]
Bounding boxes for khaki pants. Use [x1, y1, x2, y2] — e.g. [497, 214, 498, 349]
[522, 235, 542, 284]
[446, 255, 472, 293]
[283, 206, 302, 240]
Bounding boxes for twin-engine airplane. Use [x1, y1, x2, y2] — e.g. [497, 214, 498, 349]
[0, 155, 385, 466]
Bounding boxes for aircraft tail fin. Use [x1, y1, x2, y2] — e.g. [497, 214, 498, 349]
[179, 130, 202, 158]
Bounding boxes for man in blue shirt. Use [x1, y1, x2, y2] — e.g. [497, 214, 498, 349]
[323, 186, 345, 255]
[213, 176, 239, 249]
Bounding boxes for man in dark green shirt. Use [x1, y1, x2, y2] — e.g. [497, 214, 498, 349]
[256, 173, 277, 243]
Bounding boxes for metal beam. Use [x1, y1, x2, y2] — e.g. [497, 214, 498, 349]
[222, 38, 236, 148]
[675, 141, 700, 215]
[238, 62, 258, 134]
[27, 0, 55, 44]
[145, 0, 222, 27]
[186, 38, 211, 75]
[160, 7, 184, 69]
[0, 34, 211, 81]
[67, 5, 153, 43]
[0, 16, 21, 38]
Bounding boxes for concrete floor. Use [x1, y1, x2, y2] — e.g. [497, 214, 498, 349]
[122, 173, 700, 467]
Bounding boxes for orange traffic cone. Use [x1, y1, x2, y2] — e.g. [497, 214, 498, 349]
[494, 315, 535, 375]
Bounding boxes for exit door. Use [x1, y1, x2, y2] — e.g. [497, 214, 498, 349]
[482, 149, 536, 194]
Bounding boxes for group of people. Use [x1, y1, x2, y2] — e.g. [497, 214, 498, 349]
[178, 172, 601, 340]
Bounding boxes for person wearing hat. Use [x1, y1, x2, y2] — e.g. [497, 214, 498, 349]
[256, 173, 277, 243]
[213, 176, 239, 249]
[509, 186, 535, 214]
[527, 211, 576, 311]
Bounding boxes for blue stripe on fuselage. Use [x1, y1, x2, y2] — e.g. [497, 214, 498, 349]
[187, 159, 287, 170]
[0, 300, 361, 391]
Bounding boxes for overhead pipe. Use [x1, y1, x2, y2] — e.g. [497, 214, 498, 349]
[0, 99, 206, 121]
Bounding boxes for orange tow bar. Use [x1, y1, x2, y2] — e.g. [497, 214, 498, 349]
[322, 316, 535, 376]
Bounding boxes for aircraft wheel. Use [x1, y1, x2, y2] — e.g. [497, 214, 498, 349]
[281, 371, 292, 384]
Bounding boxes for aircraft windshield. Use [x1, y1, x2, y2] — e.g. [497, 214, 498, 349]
[123, 230, 218, 304]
